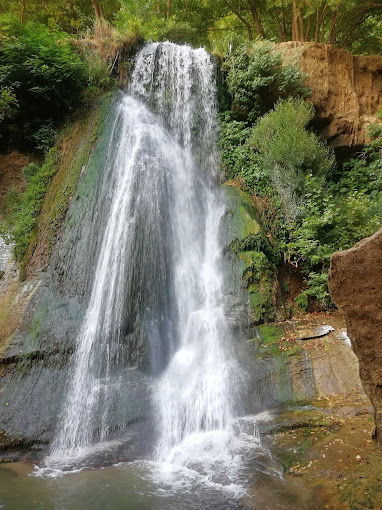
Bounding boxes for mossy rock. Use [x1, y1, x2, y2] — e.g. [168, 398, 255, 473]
[248, 281, 274, 323]
[223, 183, 260, 239]
[20, 91, 116, 274]
[224, 184, 278, 323]
[258, 323, 283, 345]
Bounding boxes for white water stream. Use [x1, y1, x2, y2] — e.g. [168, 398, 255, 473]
[37, 42, 270, 495]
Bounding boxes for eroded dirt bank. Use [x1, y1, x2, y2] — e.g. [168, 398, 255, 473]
[278, 42, 382, 147]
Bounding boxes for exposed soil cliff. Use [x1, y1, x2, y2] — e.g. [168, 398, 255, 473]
[278, 42, 382, 147]
[329, 228, 382, 445]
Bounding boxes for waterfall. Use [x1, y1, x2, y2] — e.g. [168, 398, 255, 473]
[132, 43, 238, 464]
[43, 42, 243, 479]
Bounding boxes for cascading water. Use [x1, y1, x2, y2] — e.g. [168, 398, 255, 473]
[40, 42, 267, 493]
[131, 44, 238, 465]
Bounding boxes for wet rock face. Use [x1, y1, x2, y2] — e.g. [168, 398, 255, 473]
[329, 228, 382, 444]
[278, 42, 382, 147]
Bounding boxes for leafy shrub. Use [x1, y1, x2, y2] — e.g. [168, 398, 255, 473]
[0, 22, 88, 149]
[220, 75, 381, 310]
[368, 122, 382, 140]
[0, 149, 58, 264]
[32, 123, 57, 152]
[287, 175, 381, 306]
[218, 114, 265, 187]
[295, 272, 331, 310]
[224, 41, 310, 123]
[22, 163, 40, 181]
[0, 85, 18, 122]
[230, 232, 280, 265]
[250, 98, 334, 223]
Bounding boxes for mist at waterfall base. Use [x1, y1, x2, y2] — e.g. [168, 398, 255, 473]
[29, 42, 278, 504]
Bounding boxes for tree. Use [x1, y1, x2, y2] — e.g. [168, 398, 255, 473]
[205, 0, 382, 51]
[0, 0, 120, 33]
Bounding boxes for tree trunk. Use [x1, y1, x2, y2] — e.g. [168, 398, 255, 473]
[91, 0, 104, 20]
[315, 2, 328, 43]
[328, 12, 338, 44]
[247, 0, 266, 38]
[19, 0, 27, 24]
[166, 0, 172, 18]
[291, 2, 305, 41]
[297, 8, 304, 41]
[315, 7, 320, 41]
[231, 7, 254, 41]
[281, 6, 289, 41]
[292, 1, 299, 40]
[304, 17, 311, 41]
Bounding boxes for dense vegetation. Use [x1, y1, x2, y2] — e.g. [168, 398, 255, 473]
[0, 21, 114, 151]
[0, 23, 88, 150]
[2, 1, 382, 53]
[220, 42, 382, 310]
[0, 150, 58, 265]
[0, 13, 116, 266]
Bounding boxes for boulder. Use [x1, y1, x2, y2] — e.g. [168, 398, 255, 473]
[329, 228, 382, 444]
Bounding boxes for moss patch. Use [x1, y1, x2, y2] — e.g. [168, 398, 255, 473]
[255, 323, 301, 359]
[0, 282, 20, 348]
[27, 92, 115, 274]
[258, 323, 283, 345]
[224, 183, 260, 238]
[0, 92, 115, 278]
[224, 182, 278, 323]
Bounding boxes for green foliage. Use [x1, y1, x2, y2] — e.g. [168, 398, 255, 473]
[367, 108, 382, 140]
[287, 172, 381, 307]
[219, 44, 312, 215]
[250, 98, 334, 223]
[0, 22, 88, 149]
[221, 73, 382, 310]
[218, 114, 266, 189]
[336, 150, 382, 199]
[0, 149, 58, 264]
[0, 0, 119, 33]
[112, 0, 382, 55]
[348, 15, 382, 55]
[85, 52, 114, 91]
[22, 162, 40, 181]
[0, 85, 18, 122]
[32, 123, 57, 152]
[2, 0, 382, 55]
[230, 232, 280, 265]
[250, 98, 333, 180]
[224, 42, 310, 123]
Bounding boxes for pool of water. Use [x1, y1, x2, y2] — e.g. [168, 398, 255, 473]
[0, 454, 322, 510]
[0, 460, 251, 509]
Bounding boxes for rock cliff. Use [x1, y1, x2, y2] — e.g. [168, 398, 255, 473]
[278, 42, 382, 147]
[329, 228, 382, 444]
